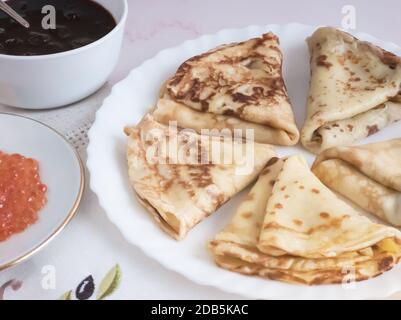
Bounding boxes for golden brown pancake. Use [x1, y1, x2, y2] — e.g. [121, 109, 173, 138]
[153, 33, 299, 146]
[301, 27, 401, 154]
[125, 115, 277, 240]
[312, 138, 401, 226]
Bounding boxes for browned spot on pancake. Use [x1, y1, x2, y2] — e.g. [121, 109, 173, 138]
[187, 165, 214, 188]
[270, 180, 276, 186]
[294, 180, 299, 184]
[316, 55, 333, 69]
[266, 157, 279, 167]
[187, 189, 196, 198]
[293, 219, 303, 226]
[263, 32, 279, 42]
[275, 203, 283, 209]
[320, 212, 330, 219]
[254, 222, 261, 229]
[241, 212, 253, 219]
[284, 194, 290, 199]
[232, 92, 251, 103]
[281, 186, 286, 191]
[223, 109, 236, 116]
[367, 124, 379, 136]
[264, 219, 345, 236]
[363, 87, 375, 91]
[299, 185, 305, 190]
[200, 100, 209, 112]
[378, 256, 394, 272]
[261, 167, 271, 175]
[311, 188, 320, 194]
[379, 50, 401, 70]
[252, 86, 264, 96]
[347, 124, 354, 132]
[307, 217, 345, 235]
[270, 211, 276, 215]
[344, 49, 362, 64]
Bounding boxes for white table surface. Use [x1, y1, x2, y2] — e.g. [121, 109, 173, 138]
[1, 0, 401, 300]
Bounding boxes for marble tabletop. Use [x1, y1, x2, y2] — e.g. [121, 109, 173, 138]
[1, 0, 401, 300]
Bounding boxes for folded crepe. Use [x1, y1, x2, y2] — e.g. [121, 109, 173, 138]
[312, 139, 401, 227]
[301, 27, 401, 154]
[210, 155, 401, 285]
[125, 115, 277, 240]
[152, 32, 299, 146]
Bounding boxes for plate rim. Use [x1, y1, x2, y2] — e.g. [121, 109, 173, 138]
[0, 112, 85, 272]
[87, 23, 401, 299]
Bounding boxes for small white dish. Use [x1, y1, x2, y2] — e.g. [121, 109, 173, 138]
[87, 23, 401, 299]
[0, 113, 84, 270]
[0, 0, 128, 109]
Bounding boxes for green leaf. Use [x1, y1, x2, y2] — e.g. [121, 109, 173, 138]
[59, 290, 72, 300]
[96, 264, 121, 300]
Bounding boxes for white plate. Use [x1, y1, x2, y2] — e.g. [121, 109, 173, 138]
[0, 113, 84, 270]
[87, 23, 401, 299]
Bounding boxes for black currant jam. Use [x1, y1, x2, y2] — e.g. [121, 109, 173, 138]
[0, 0, 116, 56]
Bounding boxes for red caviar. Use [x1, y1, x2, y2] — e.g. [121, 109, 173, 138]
[0, 151, 47, 241]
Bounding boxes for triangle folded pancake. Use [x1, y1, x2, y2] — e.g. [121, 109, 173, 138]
[312, 139, 401, 226]
[125, 115, 277, 240]
[210, 155, 401, 285]
[301, 27, 401, 154]
[152, 32, 299, 146]
[257, 155, 401, 258]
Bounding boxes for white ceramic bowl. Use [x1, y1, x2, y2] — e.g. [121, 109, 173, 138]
[0, 0, 128, 109]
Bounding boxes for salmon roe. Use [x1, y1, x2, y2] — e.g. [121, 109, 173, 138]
[0, 151, 47, 241]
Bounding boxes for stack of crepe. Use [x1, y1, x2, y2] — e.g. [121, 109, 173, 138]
[301, 27, 401, 154]
[210, 155, 401, 285]
[313, 138, 401, 227]
[125, 32, 299, 240]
